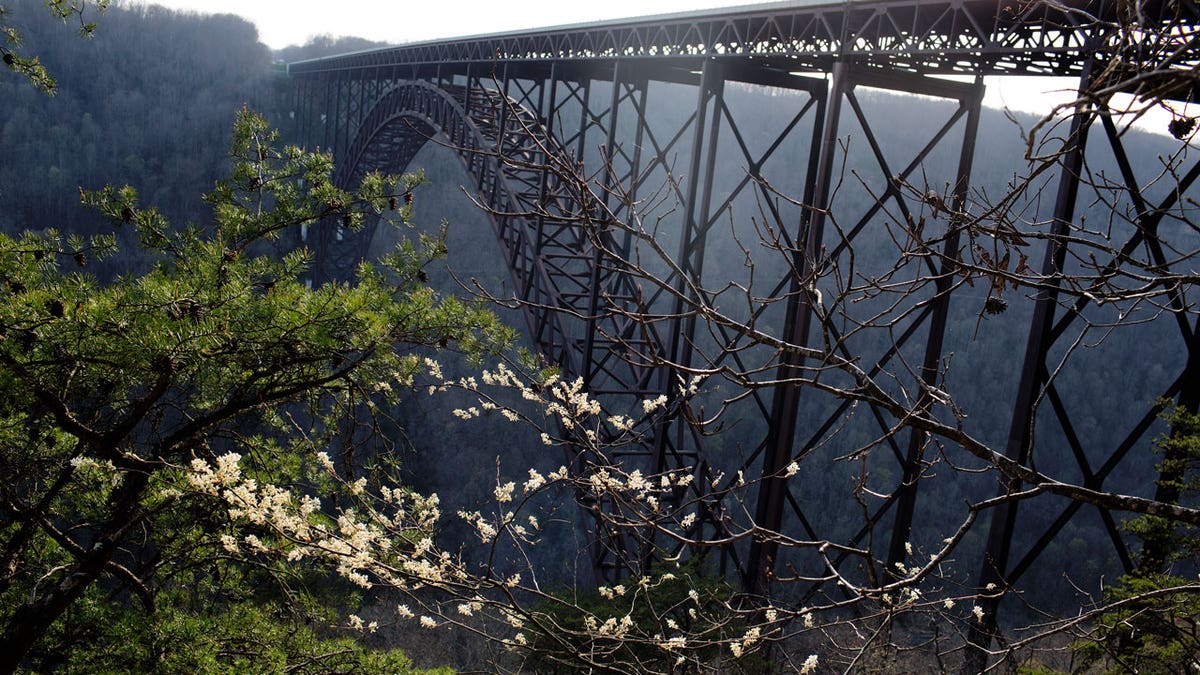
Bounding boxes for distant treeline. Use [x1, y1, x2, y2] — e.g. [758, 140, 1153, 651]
[0, 0, 384, 277]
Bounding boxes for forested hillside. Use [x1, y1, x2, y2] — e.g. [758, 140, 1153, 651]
[0, 3, 267, 226]
[0, 0, 386, 277]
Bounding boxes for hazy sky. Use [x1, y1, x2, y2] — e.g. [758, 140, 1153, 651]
[141, 0, 753, 49]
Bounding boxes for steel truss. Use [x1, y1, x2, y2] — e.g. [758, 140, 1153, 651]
[289, 0, 1195, 78]
[290, 0, 1200, 664]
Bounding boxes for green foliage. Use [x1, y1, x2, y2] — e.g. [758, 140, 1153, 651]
[1071, 406, 1200, 673]
[30, 579, 445, 675]
[0, 107, 506, 669]
[1125, 405, 1200, 567]
[1072, 573, 1200, 674]
[1, 0, 107, 93]
[522, 561, 768, 673]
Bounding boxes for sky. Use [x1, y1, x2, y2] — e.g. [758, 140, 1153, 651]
[140, 0, 1182, 131]
[142, 0, 751, 49]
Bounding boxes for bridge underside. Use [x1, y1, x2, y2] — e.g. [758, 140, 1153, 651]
[290, 0, 1200, 663]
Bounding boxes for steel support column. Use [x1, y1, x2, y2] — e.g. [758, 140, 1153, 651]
[743, 61, 840, 594]
[746, 63, 987, 596]
[885, 77, 985, 573]
[582, 62, 627, 386]
[965, 62, 1097, 673]
[656, 58, 724, 539]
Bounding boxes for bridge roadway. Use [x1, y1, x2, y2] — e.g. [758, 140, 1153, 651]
[289, 0, 1200, 665]
[289, 0, 1165, 76]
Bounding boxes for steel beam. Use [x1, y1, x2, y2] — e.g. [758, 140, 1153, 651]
[290, 0, 1199, 79]
[965, 61, 1097, 673]
[743, 59, 844, 594]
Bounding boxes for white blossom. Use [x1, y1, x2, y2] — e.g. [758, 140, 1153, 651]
[423, 357, 443, 380]
[642, 394, 668, 414]
[494, 482, 516, 503]
[659, 635, 686, 651]
[523, 469, 545, 493]
[316, 452, 335, 472]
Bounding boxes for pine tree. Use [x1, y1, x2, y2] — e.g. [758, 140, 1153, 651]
[0, 107, 509, 671]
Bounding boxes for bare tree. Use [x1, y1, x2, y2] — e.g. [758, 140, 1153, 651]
[427, 1, 1200, 669]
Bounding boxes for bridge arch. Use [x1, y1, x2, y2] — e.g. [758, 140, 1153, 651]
[316, 81, 499, 280]
[311, 79, 591, 376]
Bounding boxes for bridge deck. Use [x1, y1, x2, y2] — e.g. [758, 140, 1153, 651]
[288, 0, 1194, 78]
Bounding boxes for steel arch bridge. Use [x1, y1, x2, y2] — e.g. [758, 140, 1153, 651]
[289, 0, 1200, 660]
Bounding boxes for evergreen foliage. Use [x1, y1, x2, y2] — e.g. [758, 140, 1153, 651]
[1070, 408, 1200, 673]
[0, 0, 280, 275]
[0, 105, 509, 671]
